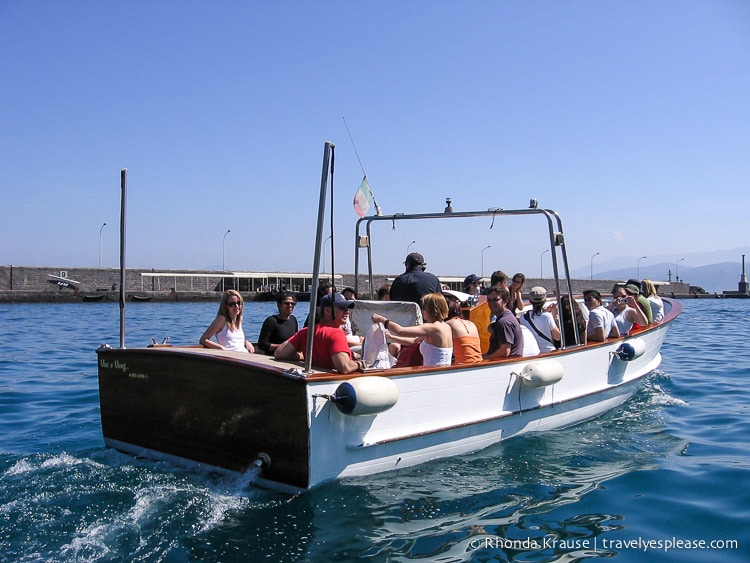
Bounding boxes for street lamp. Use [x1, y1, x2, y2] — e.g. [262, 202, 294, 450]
[222, 229, 231, 290]
[481, 245, 491, 279]
[590, 252, 600, 280]
[676, 258, 685, 282]
[637, 256, 647, 280]
[540, 249, 549, 278]
[98, 222, 107, 268]
[406, 240, 416, 255]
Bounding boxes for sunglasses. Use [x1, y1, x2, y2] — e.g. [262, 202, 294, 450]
[227, 301, 242, 307]
[281, 302, 296, 307]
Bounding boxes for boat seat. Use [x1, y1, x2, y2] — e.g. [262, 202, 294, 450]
[349, 300, 423, 337]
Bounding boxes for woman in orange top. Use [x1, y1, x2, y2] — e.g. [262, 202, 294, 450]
[446, 300, 483, 364]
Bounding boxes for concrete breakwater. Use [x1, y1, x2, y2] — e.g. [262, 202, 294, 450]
[0, 265, 697, 303]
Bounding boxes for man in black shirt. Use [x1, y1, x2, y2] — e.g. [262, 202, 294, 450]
[389, 252, 442, 304]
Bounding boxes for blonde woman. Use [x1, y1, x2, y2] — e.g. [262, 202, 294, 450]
[371, 293, 453, 367]
[200, 290, 255, 352]
[641, 279, 664, 323]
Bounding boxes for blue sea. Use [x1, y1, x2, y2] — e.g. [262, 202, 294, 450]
[0, 299, 747, 562]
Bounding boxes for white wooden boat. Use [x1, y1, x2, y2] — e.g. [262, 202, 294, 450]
[97, 144, 682, 492]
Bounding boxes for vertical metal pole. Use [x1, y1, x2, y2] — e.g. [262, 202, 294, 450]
[305, 141, 334, 373]
[119, 169, 127, 348]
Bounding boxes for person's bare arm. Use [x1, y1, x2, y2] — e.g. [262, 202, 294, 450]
[274, 340, 302, 361]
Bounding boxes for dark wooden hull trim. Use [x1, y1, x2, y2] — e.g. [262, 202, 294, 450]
[98, 348, 312, 489]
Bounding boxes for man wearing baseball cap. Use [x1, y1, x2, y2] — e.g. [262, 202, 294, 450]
[274, 292, 362, 373]
[389, 252, 442, 304]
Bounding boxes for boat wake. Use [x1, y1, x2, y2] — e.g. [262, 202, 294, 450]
[0, 449, 278, 562]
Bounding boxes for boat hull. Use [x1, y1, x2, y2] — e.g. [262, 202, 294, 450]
[97, 348, 311, 489]
[97, 304, 677, 491]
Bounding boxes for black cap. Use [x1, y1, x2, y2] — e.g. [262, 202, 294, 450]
[463, 274, 480, 289]
[405, 252, 425, 267]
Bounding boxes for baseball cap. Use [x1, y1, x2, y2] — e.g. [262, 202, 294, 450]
[463, 274, 480, 289]
[320, 293, 355, 310]
[624, 283, 640, 295]
[405, 252, 425, 267]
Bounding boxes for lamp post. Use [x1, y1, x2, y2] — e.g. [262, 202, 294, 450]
[222, 229, 231, 290]
[676, 258, 685, 282]
[98, 222, 107, 268]
[406, 240, 416, 255]
[481, 245, 491, 279]
[590, 252, 600, 280]
[637, 256, 647, 280]
[540, 249, 549, 278]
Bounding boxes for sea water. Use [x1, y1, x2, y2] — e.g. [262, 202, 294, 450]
[0, 299, 747, 562]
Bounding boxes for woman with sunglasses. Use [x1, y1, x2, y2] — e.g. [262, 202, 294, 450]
[200, 289, 255, 352]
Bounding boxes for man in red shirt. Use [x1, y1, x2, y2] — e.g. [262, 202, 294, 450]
[274, 293, 362, 373]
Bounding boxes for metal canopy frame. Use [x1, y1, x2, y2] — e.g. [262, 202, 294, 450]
[353, 206, 583, 348]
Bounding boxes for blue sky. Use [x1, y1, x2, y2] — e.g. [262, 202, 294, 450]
[2, 1, 748, 280]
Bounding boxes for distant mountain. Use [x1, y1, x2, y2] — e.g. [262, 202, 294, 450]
[572, 261, 746, 294]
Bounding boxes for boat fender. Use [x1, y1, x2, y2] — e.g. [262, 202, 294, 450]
[519, 360, 564, 388]
[614, 338, 646, 361]
[331, 376, 399, 416]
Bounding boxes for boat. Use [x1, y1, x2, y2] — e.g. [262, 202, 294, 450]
[47, 273, 81, 291]
[97, 144, 682, 492]
[82, 293, 106, 302]
[130, 294, 153, 302]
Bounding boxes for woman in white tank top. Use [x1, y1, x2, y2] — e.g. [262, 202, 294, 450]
[371, 293, 453, 367]
[200, 290, 255, 353]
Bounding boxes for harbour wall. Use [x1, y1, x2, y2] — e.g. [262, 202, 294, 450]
[0, 265, 699, 303]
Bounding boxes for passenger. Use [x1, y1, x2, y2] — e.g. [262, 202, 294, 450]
[489, 270, 509, 290]
[199, 290, 255, 353]
[625, 279, 653, 325]
[509, 273, 526, 315]
[446, 300, 482, 364]
[371, 293, 453, 367]
[389, 252, 442, 303]
[462, 274, 482, 306]
[519, 286, 561, 353]
[641, 279, 664, 323]
[609, 285, 649, 335]
[256, 291, 299, 355]
[583, 289, 619, 342]
[377, 284, 391, 300]
[552, 294, 587, 346]
[318, 293, 362, 348]
[342, 287, 357, 300]
[484, 286, 524, 360]
[274, 295, 362, 373]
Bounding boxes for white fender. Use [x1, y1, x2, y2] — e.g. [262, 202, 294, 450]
[520, 360, 564, 388]
[332, 376, 399, 416]
[615, 338, 646, 361]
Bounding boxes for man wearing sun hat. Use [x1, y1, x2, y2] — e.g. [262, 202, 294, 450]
[624, 279, 653, 325]
[389, 252, 442, 304]
[519, 286, 561, 353]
